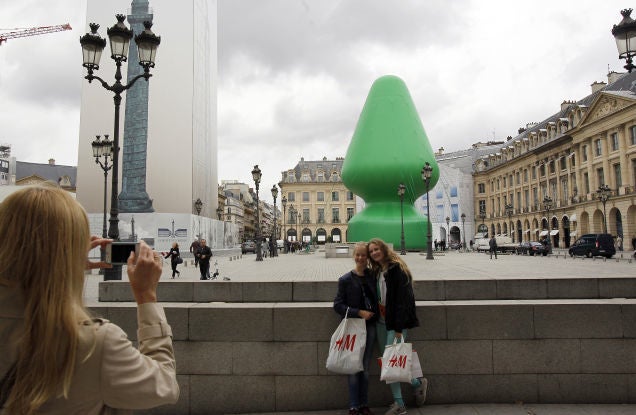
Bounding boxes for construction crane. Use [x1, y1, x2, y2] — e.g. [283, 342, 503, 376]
[0, 24, 72, 45]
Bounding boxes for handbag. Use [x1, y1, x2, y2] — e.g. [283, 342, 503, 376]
[325, 307, 367, 374]
[380, 337, 412, 383]
[176, 255, 183, 264]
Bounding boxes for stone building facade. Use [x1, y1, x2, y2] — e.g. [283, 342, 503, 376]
[473, 71, 636, 249]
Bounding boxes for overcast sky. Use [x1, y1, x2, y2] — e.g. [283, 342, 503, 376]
[0, 0, 629, 202]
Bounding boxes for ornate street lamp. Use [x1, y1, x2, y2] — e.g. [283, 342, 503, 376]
[543, 195, 553, 251]
[461, 213, 466, 252]
[479, 208, 486, 226]
[271, 184, 279, 257]
[251, 165, 263, 261]
[397, 183, 406, 255]
[282, 195, 287, 253]
[216, 206, 223, 220]
[91, 134, 113, 239]
[505, 203, 514, 241]
[194, 198, 203, 240]
[80, 15, 160, 281]
[421, 162, 434, 260]
[596, 184, 612, 234]
[289, 205, 297, 244]
[612, 9, 636, 73]
[445, 216, 450, 250]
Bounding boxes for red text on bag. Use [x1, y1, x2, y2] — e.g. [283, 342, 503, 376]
[388, 354, 407, 368]
[334, 334, 356, 351]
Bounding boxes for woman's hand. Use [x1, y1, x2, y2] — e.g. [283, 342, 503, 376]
[86, 236, 113, 270]
[127, 240, 162, 304]
[394, 332, 402, 339]
[358, 310, 374, 320]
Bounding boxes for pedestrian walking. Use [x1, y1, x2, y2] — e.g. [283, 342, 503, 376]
[163, 242, 181, 278]
[0, 184, 178, 414]
[333, 242, 378, 415]
[190, 239, 201, 268]
[489, 236, 498, 259]
[196, 239, 213, 280]
[368, 238, 427, 415]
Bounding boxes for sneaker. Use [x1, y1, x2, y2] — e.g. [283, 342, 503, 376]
[384, 402, 406, 415]
[348, 409, 359, 415]
[414, 377, 428, 407]
[359, 406, 374, 415]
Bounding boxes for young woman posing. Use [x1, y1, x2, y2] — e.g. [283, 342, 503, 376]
[367, 238, 427, 415]
[333, 242, 378, 415]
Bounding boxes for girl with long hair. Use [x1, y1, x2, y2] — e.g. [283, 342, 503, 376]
[0, 184, 178, 414]
[367, 238, 426, 415]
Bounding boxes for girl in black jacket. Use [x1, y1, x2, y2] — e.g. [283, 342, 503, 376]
[163, 242, 181, 278]
[333, 242, 378, 415]
[368, 238, 426, 415]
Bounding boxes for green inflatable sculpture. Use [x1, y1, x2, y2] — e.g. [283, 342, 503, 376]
[341, 75, 439, 250]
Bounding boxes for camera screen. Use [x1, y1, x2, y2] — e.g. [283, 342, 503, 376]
[109, 242, 138, 264]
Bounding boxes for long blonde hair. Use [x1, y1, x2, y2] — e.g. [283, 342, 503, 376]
[0, 184, 92, 414]
[367, 238, 413, 283]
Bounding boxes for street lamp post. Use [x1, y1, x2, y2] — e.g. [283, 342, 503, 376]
[80, 15, 160, 281]
[91, 134, 113, 239]
[461, 213, 466, 252]
[612, 8, 636, 73]
[596, 184, 612, 234]
[194, 198, 203, 240]
[543, 195, 553, 252]
[282, 196, 287, 253]
[479, 208, 486, 227]
[397, 183, 406, 255]
[271, 184, 279, 257]
[505, 203, 513, 241]
[421, 162, 434, 260]
[251, 165, 263, 261]
[216, 206, 223, 220]
[445, 216, 450, 250]
[289, 205, 297, 245]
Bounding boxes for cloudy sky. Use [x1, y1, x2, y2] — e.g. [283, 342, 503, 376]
[0, 0, 629, 202]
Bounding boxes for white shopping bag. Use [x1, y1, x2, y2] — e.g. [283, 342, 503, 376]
[326, 309, 367, 374]
[380, 337, 413, 383]
[411, 350, 423, 379]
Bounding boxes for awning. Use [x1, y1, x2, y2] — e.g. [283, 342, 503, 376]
[550, 230, 559, 236]
[570, 214, 577, 222]
[539, 230, 549, 236]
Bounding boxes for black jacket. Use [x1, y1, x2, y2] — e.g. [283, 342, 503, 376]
[333, 269, 378, 322]
[380, 263, 419, 333]
[196, 245, 213, 264]
[164, 247, 180, 263]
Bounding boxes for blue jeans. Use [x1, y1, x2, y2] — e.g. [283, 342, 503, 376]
[348, 322, 376, 408]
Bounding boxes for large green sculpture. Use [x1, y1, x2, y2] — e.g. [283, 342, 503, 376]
[341, 75, 439, 249]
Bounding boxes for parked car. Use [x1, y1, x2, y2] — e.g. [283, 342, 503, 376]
[517, 241, 549, 256]
[241, 240, 256, 254]
[568, 233, 616, 258]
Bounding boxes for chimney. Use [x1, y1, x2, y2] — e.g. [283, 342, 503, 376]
[48, 158, 55, 166]
[607, 71, 622, 85]
[526, 122, 538, 130]
[561, 100, 575, 112]
[506, 136, 513, 141]
[591, 81, 606, 94]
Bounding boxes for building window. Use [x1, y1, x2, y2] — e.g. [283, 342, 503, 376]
[332, 207, 340, 223]
[582, 145, 588, 162]
[524, 189, 529, 209]
[509, 175, 513, 187]
[302, 208, 310, 223]
[611, 132, 619, 151]
[302, 192, 309, 202]
[347, 207, 354, 221]
[436, 190, 443, 199]
[560, 157, 566, 171]
[532, 166, 536, 179]
[597, 168, 604, 187]
[331, 191, 339, 201]
[549, 160, 555, 174]
[571, 154, 576, 167]
[595, 139, 602, 156]
[540, 164, 545, 177]
[614, 163, 622, 187]
[287, 192, 295, 202]
[436, 205, 444, 223]
[478, 200, 486, 214]
[450, 186, 458, 197]
[516, 172, 520, 185]
[346, 191, 354, 201]
[630, 125, 636, 145]
[451, 204, 459, 222]
[478, 183, 485, 193]
[583, 172, 590, 194]
[317, 208, 325, 223]
[524, 169, 528, 182]
[317, 192, 324, 202]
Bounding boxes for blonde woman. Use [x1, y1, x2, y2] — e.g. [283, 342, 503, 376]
[0, 185, 179, 414]
[367, 238, 426, 415]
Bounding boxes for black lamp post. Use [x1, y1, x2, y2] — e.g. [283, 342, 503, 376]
[80, 15, 160, 281]
[612, 9, 636, 73]
[596, 184, 612, 234]
[289, 205, 297, 244]
[505, 203, 513, 241]
[479, 208, 486, 226]
[282, 196, 287, 252]
[216, 206, 223, 220]
[194, 198, 203, 240]
[271, 184, 279, 257]
[251, 165, 263, 261]
[445, 216, 450, 250]
[397, 183, 406, 255]
[91, 134, 113, 239]
[421, 162, 434, 260]
[543, 195, 553, 251]
[461, 213, 466, 252]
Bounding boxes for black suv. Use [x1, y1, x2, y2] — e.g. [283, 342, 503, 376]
[568, 234, 616, 258]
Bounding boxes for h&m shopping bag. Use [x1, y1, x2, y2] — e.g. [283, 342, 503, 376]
[326, 309, 367, 374]
[380, 337, 412, 383]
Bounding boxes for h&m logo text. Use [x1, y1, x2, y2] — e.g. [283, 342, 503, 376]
[334, 334, 356, 351]
[388, 354, 407, 368]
